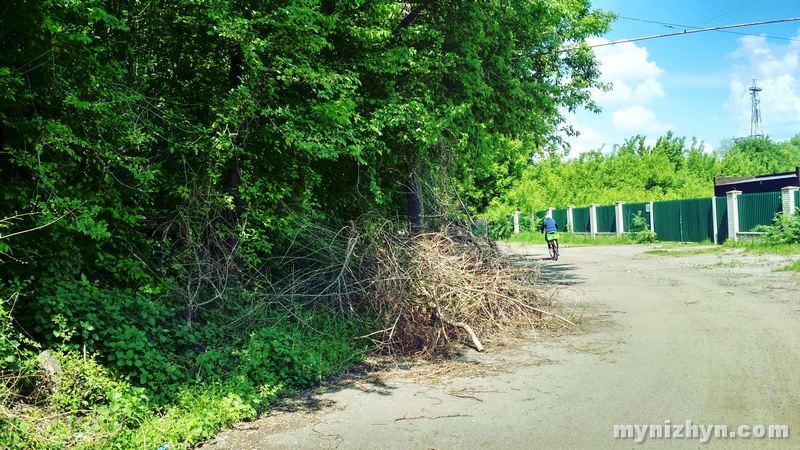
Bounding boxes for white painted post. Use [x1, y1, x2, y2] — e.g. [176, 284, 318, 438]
[711, 197, 718, 245]
[781, 186, 798, 216]
[546, 208, 554, 218]
[513, 211, 520, 234]
[648, 201, 654, 233]
[590, 204, 598, 239]
[727, 190, 741, 242]
[615, 201, 626, 237]
[566, 206, 574, 233]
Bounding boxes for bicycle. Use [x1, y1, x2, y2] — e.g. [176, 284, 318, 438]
[546, 232, 559, 261]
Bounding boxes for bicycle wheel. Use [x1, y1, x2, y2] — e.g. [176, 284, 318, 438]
[548, 241, 558, 260]
[553, 240, 559, 261]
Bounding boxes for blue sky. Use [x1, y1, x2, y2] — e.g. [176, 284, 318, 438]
[563, 0, 800, 156]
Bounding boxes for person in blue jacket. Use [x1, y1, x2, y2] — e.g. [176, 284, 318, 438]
[539, 216, 559, 254]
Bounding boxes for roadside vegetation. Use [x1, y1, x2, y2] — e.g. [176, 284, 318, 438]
[4, 1, 800, 447]
[0, 1, 613, 448]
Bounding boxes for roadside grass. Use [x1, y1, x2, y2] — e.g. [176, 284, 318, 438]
[505, 232, 626, 247]
[642, 240, 800, 271]
[644, 245, 722, 257]
[723, 240, 800, 256]
[776, 259, 800, 272]
[723, 241, 800, 271]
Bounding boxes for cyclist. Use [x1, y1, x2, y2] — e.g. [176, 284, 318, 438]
[539, 216, 559, 258]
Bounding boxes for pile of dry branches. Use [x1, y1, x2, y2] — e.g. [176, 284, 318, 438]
[350, 222, 560, 356]
[263, 217, 564, 357]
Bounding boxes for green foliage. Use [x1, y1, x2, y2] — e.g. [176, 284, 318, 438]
[776, 260, 800, 272]
[756, 212, 800, 245]
[626, 212, 658, 244]
[2, 303, 366, 449]
[490, 133, 800, 218]
[1, 0, 615, 447]
[1, 350, 254, 450]
[0, 293, 39, 371]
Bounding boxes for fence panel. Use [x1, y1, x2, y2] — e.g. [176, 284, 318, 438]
[738, 191, 781, 232]
[511, 189, 786, 243]
[653, 200, 682, 242]
[715, 196, 728, 243]
[595, 205, 616, 233]
[622, 202, 650, 232]
[679, 198, 714, 243]
[572, 207, 591, 233]
[552, 209, 568, 232]
[796, 190, 799, 212]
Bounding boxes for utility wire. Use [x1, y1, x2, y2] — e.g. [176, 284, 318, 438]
[619, 15, 800, 42]
[698, 0, 762, 24]
[589, 16, 800, 49]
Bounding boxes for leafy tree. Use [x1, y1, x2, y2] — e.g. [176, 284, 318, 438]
[718, 136, 794, 176]
[1, 0, 616, 404]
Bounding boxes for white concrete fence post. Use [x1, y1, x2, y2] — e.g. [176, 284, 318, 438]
[781, 186, 798, 216]
[590, 204, 598, 239]
[727, 190, 741, 242]
[546, 208, 554, 218]
[648, 201, 655, 234]
[513, 211, 520, 234]
[566, 206, 574, 233]
[615, 201, 626, 237]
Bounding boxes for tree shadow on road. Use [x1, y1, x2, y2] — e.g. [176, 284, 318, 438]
[538, 260, 584, 286]
[504, 250, 584, 287]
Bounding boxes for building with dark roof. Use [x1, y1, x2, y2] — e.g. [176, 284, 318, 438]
[713, 167, 800, 197]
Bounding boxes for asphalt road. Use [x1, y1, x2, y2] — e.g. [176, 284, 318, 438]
[197, 244, 800, 449]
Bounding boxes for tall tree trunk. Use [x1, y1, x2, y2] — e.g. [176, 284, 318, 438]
[407, 159, 424, 234]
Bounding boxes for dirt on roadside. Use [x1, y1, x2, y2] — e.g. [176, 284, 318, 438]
[196, 243, 800, 450]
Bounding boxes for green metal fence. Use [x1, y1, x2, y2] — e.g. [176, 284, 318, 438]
[515, 188, 795, 243]
[595, 205, 616, 233]
[572, 207, 591, 233]
[680, 198, 714, 243]
[715, 196, 729, 243]
[738, 192, 781, 232]
[653, 200, 682, 242]
[552, 209, 567, 232]
[647, 198, 714, 243]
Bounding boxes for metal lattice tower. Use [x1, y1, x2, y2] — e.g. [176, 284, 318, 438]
[749, 79, 764, 138]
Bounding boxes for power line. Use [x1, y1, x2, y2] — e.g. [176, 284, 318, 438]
[698, 0, 763, 25]
[589, 16, 800, 49]
[618, 15, 800, 42]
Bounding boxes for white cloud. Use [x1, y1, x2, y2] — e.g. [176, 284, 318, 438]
[565, 123, 608, 156]
[562, 38, 672, 157]
[725, 32, 800, 140]
[612, 106, 672, 134]
[589, 38, 664, 82]
[586, 37, 666, 106]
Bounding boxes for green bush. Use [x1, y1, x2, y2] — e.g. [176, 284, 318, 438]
[1, 293, 39, 371]
[756, 212, 800, 245]
[626, 211, 658, 244]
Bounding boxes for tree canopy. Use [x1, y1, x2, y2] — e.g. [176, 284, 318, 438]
[491, 133, 800, 216]
[0, 0, 614, 395]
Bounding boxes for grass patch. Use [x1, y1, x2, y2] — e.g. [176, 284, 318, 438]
[644, 246, 723, 257]
[505, 232, 625, 247]
[724, 240, 800, 256]
[711, 258, 747, 268]
[776, 260, 800, 272]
